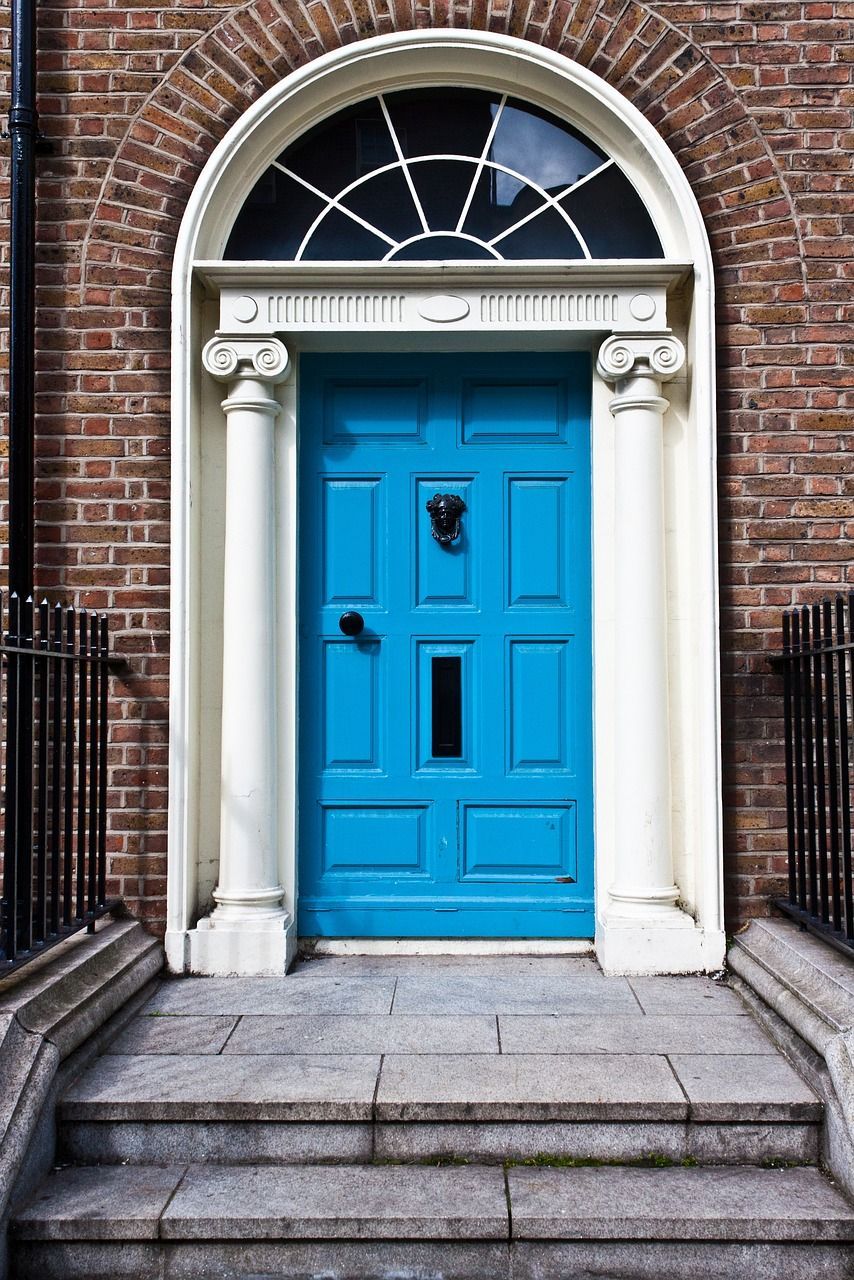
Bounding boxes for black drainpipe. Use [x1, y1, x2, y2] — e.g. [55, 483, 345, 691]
[8, 0, 38, 599]
[4, 0, 40, 956]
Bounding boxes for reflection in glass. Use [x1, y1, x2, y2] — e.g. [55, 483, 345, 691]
[223, 88, 664, 262]
[462, 169, 533, 242]
[491, 99, 606, 195]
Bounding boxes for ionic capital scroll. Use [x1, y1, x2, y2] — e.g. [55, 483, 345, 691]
[596, 333, 685, 387]
[202, 335, 291, 385]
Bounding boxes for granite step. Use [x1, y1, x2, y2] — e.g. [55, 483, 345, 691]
[11, 1161, 854, 1279]
[57, 1044, 824, 1167]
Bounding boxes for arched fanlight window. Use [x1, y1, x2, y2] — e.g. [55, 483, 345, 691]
[225, 89, 663, 262]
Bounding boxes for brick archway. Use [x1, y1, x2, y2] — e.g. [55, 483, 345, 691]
[66, 3, 817, 939]
[81, 2, 802, 306]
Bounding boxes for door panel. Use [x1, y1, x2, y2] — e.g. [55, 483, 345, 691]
[507, 477, 570, 607]
[415, 477, 475, 608]
[299, 352, 592, 938]
[321, 478, 384, 606]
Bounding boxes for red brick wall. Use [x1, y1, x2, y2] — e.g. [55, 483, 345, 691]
[0, 1, 850, 935]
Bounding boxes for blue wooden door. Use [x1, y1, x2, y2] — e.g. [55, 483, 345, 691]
[298, 352, 592, 937]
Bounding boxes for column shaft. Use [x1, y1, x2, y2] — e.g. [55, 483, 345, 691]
[216, 377, 283, 918]
[611, 382, 678, 913]
[597, 335, 686, 923]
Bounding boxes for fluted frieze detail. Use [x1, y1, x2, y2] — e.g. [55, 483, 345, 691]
[202, 335, 291, 383]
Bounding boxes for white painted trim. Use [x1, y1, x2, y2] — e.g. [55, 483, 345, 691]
[208, 269, 676, 335]
[308, 939, 595, 957]
[167, 30, 723, 976]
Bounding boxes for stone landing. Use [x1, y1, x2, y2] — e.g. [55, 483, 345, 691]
[10, 955, 854, 1278]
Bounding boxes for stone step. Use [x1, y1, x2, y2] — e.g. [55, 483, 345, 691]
[730, 918, 854, 1043]
[11, 1162, 854, 1279]
[59, 1113, 821, 1168]
[57, 1045, 824, 1166]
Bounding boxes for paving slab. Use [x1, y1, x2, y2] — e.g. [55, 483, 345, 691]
[140, 973, 395, 1016]
[391, 972, 638, 1015]
[105, 1015, 238, 1055]
[223, 1013, 499, 1055]
[507, 1164, 854, 1241]
[160, 1163, 509, 1240]
[376, 1053, 686, 1121]
[498, 1014, 777, 1056]
[669, 1053, 823, 1122]
[61, 1053, 381, 1121]
[12, 1165, 186, 1240]
[628, 976, 744, 1016]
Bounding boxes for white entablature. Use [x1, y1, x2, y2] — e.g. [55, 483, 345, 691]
[197, 264, 688, 336]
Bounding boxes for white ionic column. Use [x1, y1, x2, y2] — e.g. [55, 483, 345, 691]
[189, 335, 295, 975]
[595, 333, 701, 974]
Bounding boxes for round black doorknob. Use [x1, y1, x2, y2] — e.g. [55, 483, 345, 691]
[338, 611, 365, 637]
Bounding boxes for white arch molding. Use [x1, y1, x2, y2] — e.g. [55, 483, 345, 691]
[166, 30, 725, 976]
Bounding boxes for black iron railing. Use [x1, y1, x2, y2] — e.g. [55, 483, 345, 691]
[772, 595, 854, 955]
[1, 593, 119, 973]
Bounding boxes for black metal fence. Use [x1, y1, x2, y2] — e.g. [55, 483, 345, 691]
[774, 595, 854, 955]
[1, 593, 118, 974]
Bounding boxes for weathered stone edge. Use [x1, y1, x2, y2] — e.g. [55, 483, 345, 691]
[0, 920, 163, 1278]
[729, 919, 854, 1200]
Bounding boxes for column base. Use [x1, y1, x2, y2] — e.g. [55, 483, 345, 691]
[176, 914, 298, 976]
[596, 907, 726, 976]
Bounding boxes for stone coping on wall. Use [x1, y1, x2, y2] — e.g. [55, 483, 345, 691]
[729, 918, 854, 1200]
[0, 918, 163, 1279]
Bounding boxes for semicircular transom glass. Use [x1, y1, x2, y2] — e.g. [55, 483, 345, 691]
[225, 89, 664, 262]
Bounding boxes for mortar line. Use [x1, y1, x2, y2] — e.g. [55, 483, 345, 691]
[503, 1164, 514, 1244]
[664, 1052, 692, 1109]
[371, 1053, 385, 1161]
[158, 1164, 190, 1241]
[626, 979, 646, 1014]
[218, 1015, 242, 1054]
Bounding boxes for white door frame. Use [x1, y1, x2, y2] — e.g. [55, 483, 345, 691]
[166, 31, 725, 976]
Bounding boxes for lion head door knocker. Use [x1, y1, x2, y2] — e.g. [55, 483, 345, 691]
[426, 492, 466, 546]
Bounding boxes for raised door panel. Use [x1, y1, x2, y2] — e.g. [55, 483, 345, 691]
[506, 477, 571, 609]
[322, 639, 382, 772]
[507, 639, 573, 774]
[322, 478, 385, 607]
[415, 477, 476, 608]
[462, 380, 569, 445]
[461, 803, 577, 882]
[321, 804, 428, 877]
[323, 379, 426, 444]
